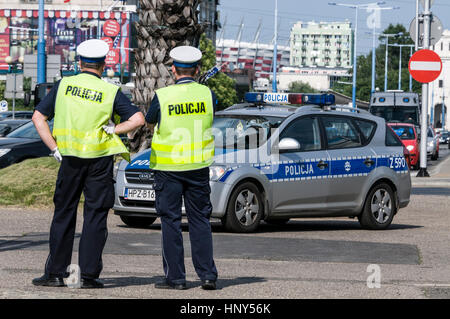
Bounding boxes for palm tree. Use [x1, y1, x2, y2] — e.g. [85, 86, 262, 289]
[131, 0, 204, 151]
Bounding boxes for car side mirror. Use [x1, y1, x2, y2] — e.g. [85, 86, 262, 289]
[277, 138, 301, 152]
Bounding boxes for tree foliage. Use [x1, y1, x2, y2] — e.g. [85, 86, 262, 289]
[288, 81, 318, 93]
[332, 24, 422, 102]
[199, 34, 238, 110]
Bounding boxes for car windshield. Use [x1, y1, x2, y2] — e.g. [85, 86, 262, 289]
[391, 126, 415, 140]
[213, 115, 284, 149]
[7, 121, 53, 139]
[371, 106, 419, 125]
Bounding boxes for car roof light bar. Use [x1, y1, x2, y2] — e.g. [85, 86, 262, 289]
[244, 92, 335, 106]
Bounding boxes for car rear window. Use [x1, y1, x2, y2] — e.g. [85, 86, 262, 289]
[354, 119, 377, 143]
[322, 116, 363, 149]
[391, 126, 415, 140]
[385, 125, 403, 147]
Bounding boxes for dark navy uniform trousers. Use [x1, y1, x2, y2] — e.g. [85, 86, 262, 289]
[45, 155, 114, 280]
[154, 167, 218, 285]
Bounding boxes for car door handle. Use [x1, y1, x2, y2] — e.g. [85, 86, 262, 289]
[364, 158, 375, 166]
[317, 161, 328, 169]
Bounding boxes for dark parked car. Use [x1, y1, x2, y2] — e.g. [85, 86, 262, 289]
[0, 119, 30, 137]
[0, 120, 53, 169]
[0, 111, 34, 121]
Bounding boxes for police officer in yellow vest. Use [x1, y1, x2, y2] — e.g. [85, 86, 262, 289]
[31, 39, 145, 288]
[146, 46, 218, 290]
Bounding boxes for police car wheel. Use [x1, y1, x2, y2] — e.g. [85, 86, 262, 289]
[358, 183, 396, 230]
[222, 182, 263, 233]
[120, 216, 156, 228]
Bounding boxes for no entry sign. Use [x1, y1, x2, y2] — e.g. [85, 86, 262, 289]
[409, 49, 443, 83]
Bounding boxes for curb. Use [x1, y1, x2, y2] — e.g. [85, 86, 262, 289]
[411, 178, 450, 188]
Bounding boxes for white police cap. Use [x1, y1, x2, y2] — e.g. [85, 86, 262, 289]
[77, 39, 109, 63]
[170, 46, 202, 68]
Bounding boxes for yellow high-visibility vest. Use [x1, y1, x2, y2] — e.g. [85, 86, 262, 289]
[53, 73, 130, 161]
[150, 82, 214, 171]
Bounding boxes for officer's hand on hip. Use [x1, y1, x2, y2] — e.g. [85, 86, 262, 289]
[51, 147, 62, 163]
[102, 119, 116, 135]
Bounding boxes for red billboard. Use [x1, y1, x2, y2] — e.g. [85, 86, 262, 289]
[0, 10, 131, 74]
[0, 17, 10, 70]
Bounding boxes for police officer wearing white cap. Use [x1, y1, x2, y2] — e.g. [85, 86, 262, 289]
[32, 39, 145, 289]
[146, 46, 218, 290]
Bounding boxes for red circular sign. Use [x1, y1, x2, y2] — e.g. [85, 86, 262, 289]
[103, 19, 120, 37]
[105, 49, 120, 66]
[408, 49, 443, 83]
[101, 37, 114, 49]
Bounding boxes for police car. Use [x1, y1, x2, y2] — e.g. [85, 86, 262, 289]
[113, 92, 411, 233]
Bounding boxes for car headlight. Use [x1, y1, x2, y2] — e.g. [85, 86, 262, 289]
[209, 166, 227, 182]
[406, 145, 415, 152]
[0, 149, 11, 157]
[427, 141, 434, 147]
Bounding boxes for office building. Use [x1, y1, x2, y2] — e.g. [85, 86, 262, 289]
[290, 21, 353, 69]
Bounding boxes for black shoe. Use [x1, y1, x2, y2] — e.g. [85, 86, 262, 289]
[81, 278, 104, 289]
[201, 280, 216, 290]
[32, 275, 66, 287]
[155, 280, 187, 290]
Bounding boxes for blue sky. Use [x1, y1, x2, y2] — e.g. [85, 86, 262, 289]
[217, 0, 450, 55]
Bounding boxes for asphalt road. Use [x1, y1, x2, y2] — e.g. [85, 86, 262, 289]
[0, 148, 449, 299]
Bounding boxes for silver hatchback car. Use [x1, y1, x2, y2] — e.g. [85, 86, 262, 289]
[113, 93, 411, 233]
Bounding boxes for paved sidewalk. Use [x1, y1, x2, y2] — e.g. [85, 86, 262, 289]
[411, 151, 450, 187]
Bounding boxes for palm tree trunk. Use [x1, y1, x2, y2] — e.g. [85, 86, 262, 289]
[130, 0, 205, 152]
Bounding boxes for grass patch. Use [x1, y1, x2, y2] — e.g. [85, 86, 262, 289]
[0, 155, 125, 208]
[0, 157, 60, 208]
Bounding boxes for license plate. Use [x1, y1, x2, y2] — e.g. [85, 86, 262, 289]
[124, 188, 155, 201]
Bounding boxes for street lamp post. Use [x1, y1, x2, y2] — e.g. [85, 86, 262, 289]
[417, 0, 432, 177]
[409, 46, 413, 92]
[272, 0, 278, 93]
[377, 32, 404, 92]
[37, 0, 46, 84]
[388, 43, 415, 92]
[367, 6, 400, 94]
[353, 7, 358, 108]
[328, 2, 386, 108]
[399, 45, 402, 90]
